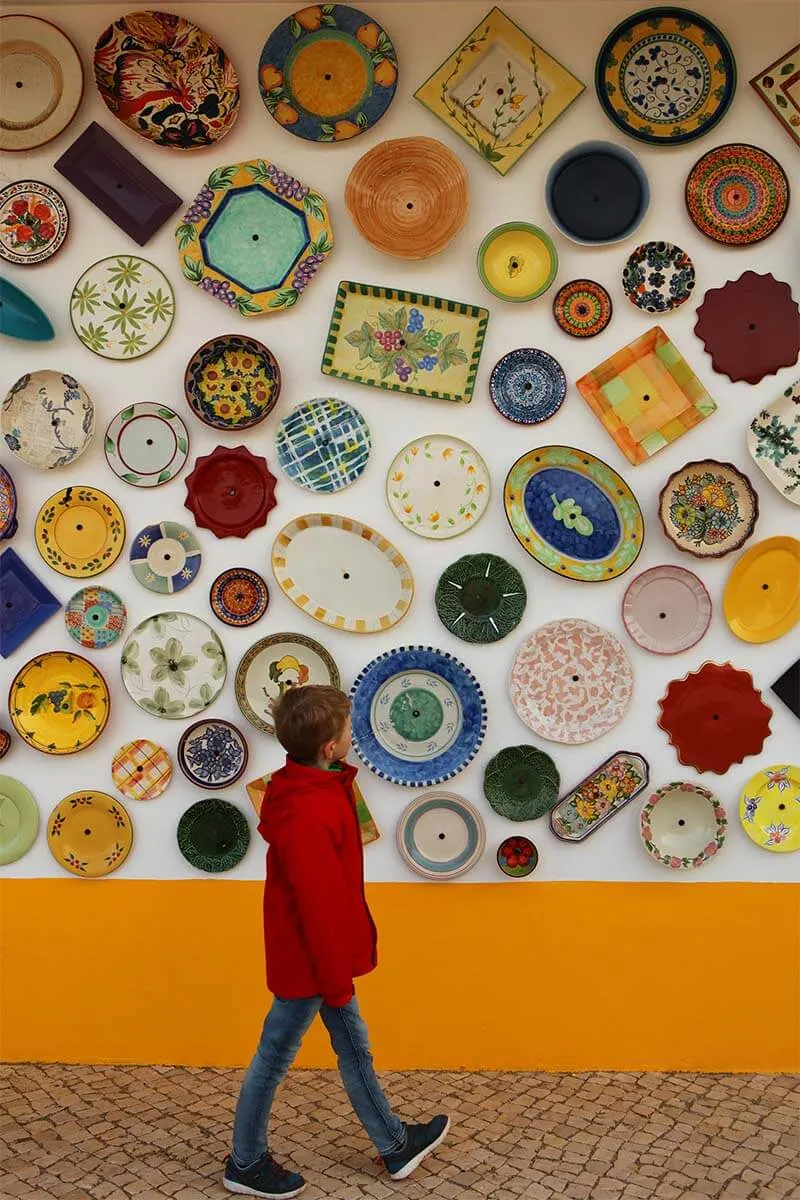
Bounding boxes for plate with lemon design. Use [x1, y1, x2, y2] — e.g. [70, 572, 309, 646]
[184, 335, 281, 431]
[8, 651, 111, 755]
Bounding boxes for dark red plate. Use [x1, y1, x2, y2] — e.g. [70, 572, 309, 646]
[657, 660, 772, 775]
[184, 445, 277, 539]
[694, 271, 800, 385]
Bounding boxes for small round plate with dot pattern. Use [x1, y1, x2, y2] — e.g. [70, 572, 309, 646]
[552, 279, 612, 337]
[209, 568, 269, 627]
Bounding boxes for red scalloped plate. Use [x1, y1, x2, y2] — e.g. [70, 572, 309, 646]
[184, 445, 277, 539]
[657, 661, 772, 775]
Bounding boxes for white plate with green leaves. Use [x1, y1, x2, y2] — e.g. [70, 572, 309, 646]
[120, 612, 226, 719]
[70, 255, 175, 361]
[105, 402, 189, 488]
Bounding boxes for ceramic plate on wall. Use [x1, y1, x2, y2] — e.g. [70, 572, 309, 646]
[552, 279, 612, 338]
[771, 659, 800, 721]
[694, 271, 800, 386]
[65, 585, 127, 650]
[657, 661, 772, 774]
[545, 141, 649, 245]
[621, 565, 711, 655]
[723, 536, 800, 644]
[497, 836, 538, 877]
[0, 277, 55, 342]
[272, 513, 413, 633]
[0, 181, 69, 265]
[0, 15, 84, 151]
[184, 446, 277, 539]
[0, 776, 39, 865]
[177, 797, 250, 873]
[386, 436, 490, 539]
[641, 782, 726, 869]
[435, 553, 526, 644]
[2, 371, 94, 470]
[209, 568, 269, 627]
[477, 224, 558, 303]
[747, 379, 800, 505]
[112, 739, 172, 802]
[750, 45, 800, 146]
[0, 465, 18, 541]
[105, 402, 189, 489]
[129, 521, 201, 594]
[235, 632, 340, 735]
[184, 335, 281, 431]
[489, 349, 567, 424]
[35, 486, 125, 579]
[120, 611, 226, 720]
[739, 765, 800, 853]
[276, 398, 371, 493]
[8, 652, 110, 755]
[510, 619, 633, 745]
[685, 143, 790, 246]
[48, 790, 132, 877]
[483, 745, 560, 821]
[550, 751, 650, 842]
[177, 719, 248, 789]
[396, 792, 484, 880]
[0, 549, 61, 658]
[622, 241, 695, 314]
[70, 256, 174, 361]
[658, 460, 758, 559]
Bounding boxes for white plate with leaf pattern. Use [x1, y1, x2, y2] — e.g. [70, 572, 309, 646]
[385, 435, 490, 539]
[70, 255, 175, 361]
[120, 612, 226, 719]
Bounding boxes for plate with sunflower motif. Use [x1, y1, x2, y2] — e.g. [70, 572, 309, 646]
[210, 568, 269, 627]
[489, 349, 566, 424]
[435, 553, 526, 644]
[0, 181, 69, 266]
[178, 797, 250, 873]
[685, 144, 790, 246]
[483, 745, 560, 821]
[350, 645, 487, 787]
[258, 4, 398, 143]
[386, 435, 490, 539]
[129, 521, 201, 594]
[184, 335, 281, 431]
[65, 585, 127, 650]
[552, 279, 612, 338]
[105, 402, 189, 489]
[112, 739, 172, 801]
[595, 7, 736, 146]
[48, 790, 132, 877]
[35, 486, 125, 579]
[0, 776, 39, 865]
[120, 611, 226, 720]
[640, 782, 726, 869]
[8, 651, 110, 755]
[396, 792, 484, 880]
[235, 632, 340, 735]
[622, 242, 695, 314]
[177, 719, 249, 789]
[276, 397, 371, 492]
[738, 764, 800, 853]
[70, 256, 175, 361]
[658, 460, 758, 559]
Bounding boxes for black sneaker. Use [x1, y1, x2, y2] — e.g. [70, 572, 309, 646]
[382, 1115, 450, 1180]
[223, 1151, 305, 1198]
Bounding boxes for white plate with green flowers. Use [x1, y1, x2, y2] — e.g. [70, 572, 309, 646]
[70, 255, 175, 361]
[120, 612, 226, 719]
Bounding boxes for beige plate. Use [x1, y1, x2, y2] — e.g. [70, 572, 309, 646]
[0, 15, 84, 151]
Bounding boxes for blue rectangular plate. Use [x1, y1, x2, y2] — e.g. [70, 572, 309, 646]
[0, 548, 61, 658]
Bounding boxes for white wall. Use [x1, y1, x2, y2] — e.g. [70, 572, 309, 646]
[1, 1, 798, 884]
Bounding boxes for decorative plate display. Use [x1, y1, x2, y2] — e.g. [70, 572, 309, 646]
[272, 513, 413, 633]
[386, 435, 490, 540]
[34, 486, 125, 579]
[414, 6, 584, 176]
[0, 181, 69, 265]
[622, 242, 695, 314]
[772, 659, 799, 721]
[129, 521, 201, 595]
[0, 548, 60, 658]
[477, 223, 558, 303]
[497, 836, 538, 878]
[8, 651, 110, 755]
[105, 402, 189, 489]
[723, 536, 800, 645]
[2, 371, 94, 470]
[70, 255, 174, 361]
[576, 327, 717, 466]
[685, 144, 789, 247]
[396, 792, 484, 880]
[694, 272, 800, 385]
[504, 445, 643, 582]
[658, 460, 758, 559]
[350, 646, 487, 787]
[510, 619, 633, 745]
[550, 751, 649, 843]
[748, 379, 800, 505]
[750, 44, 800, 147]
[0, 466, 17, 541]
[209, 568, 269, 628]
[0, 15, 84, 151]
[65, 586, 127, 650]
[489, 348, 566, 424]
[545, 141, 650, 245]
[112, 739, 172, 802]
[483, 745, 560, 822]
[235, 632, 340, 735]
[435, 553, 526, 644]
[0, 731, 10, 761]
[47, 790, 132, 878]
[120, 611, 227, 720]
[184, 335, 281, 431]
[259, 3, 398, 143]
[640, 782, 726, 870]
[0, 277, 54, 341]
[275, 397, 371, 493]
[345, 137, 468, 259]
[321, 281, 489, 404]
[177, 719, 248, 789]
[176, 159, 333, 316]
[0, 776, 39, 865]
[594, 7, 736, 145]
[93, 10, 240, 149]
[184, 445, 277, 540]
[739, 765, 800, 853]
[657, 661, 772, 774]
[177, 797, 250, 873]
[552, 279, 612, 338]
[621, 565, 711, 655]
[247, 768, 379, 847]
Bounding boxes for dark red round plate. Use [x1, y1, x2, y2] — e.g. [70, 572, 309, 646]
[657, 661, 772, 775]
[694, 271, 800, 385]
[184, 445, 277, 539]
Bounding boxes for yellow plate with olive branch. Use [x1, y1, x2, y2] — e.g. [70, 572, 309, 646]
[48, 790, 132, 877]
[414, 6, 585, 177]
[35, 486, 126, 579]
[8, 651, 111, 755]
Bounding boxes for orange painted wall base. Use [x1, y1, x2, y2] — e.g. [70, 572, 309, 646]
[1, 879, 798, 1071]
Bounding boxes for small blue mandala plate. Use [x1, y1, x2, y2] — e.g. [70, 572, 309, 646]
[177, 718, 249, 789]
[490, 348, 567, 424]
[275, 397, 371, 493]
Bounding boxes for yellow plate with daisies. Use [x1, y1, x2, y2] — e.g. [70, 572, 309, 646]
[35, 486, 125, 578]
[47, 790, 132, 877]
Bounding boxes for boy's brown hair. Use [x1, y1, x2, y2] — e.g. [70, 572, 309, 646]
[272, 684, 350, 761]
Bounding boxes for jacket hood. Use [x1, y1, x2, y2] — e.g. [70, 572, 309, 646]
[258, 757, 358, 844]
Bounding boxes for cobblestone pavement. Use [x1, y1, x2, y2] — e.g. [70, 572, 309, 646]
[1, 1064, 797, 1200]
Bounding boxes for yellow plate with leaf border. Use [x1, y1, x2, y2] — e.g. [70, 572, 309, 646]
[35, 485, 125, 578]
[723, 536, 800, 644]
[8, 651, 111, 754]
[47, 790, 132, 877]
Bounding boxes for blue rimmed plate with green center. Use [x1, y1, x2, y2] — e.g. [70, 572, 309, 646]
[275, 397, 371, 492]
[396, 791, 484, 880]
[504, 445, 644, 582]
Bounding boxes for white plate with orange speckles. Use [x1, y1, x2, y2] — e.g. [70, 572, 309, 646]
[385, 435, 490, 540]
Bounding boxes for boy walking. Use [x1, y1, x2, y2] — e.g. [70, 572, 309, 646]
[224, 685, 449, 1198]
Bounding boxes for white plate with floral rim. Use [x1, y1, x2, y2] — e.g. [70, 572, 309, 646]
[70, 255, 175, 361]
[105, 402, 189, 488]
[120, 611, 226, 719]
[386, 435, 490, 539]
[640, 782, 727, 869]
[747, 379, 800, 506]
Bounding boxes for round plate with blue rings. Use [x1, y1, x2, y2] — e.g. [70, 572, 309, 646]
[177, 718, 249, 789]
[490, 349, 567, 424]
[396, 791, 485, 880]
[129, 521, 202, 594]
[350, 645, 487, 787]
[275, 397, 371, 493]
[65, 585, 127, 649]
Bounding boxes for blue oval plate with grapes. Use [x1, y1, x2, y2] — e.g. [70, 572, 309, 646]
[490, 348, 567, 424]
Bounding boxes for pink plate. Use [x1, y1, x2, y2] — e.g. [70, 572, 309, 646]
[622, 564, 712, 654]
[510, 618, 633, 744]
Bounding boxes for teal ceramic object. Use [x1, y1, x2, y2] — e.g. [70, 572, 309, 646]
[0, 277, 54, 341]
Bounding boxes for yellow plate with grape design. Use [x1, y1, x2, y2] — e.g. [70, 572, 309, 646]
[8, 652, 111, 755]
[47, 790, 132, 877]
[35, 486, 125, 578]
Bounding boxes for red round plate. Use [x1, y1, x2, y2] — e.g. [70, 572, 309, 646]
[184, 445, 277, 539]
[657, 661, 772, 775]
[694, 271, 800, 385]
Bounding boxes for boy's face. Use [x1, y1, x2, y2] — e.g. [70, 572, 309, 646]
[322, 714, 352, 763]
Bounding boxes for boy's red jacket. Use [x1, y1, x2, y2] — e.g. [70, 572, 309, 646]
[258, 757, 377, 1006]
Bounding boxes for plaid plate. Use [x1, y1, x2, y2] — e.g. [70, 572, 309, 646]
[112, 739, 172, 800]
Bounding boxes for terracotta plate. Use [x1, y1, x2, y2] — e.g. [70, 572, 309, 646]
[386, 435, 490, 540]
[235, 633, 340, 735]
[694, 271, 800, 385]
[48, 790, 132, 877]
[658, 460, 758, 559]
[185, 446, 277, 539]
[723, 536, 800, 644]
[657, 661, 772, 774]
[621, 565, 711, 654]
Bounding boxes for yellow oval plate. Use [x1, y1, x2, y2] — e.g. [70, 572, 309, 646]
[35, 486, 125, 578]
[48, 790, 132, 877]
[8, 651, 111, 755]
[723, 536, 800, 643]
[739, 765, 800, 853]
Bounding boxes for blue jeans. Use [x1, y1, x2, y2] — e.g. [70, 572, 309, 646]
[231, 994, 406, 1166]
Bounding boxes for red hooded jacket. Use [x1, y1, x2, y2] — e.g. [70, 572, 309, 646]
[258, 758, 378, 1006]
